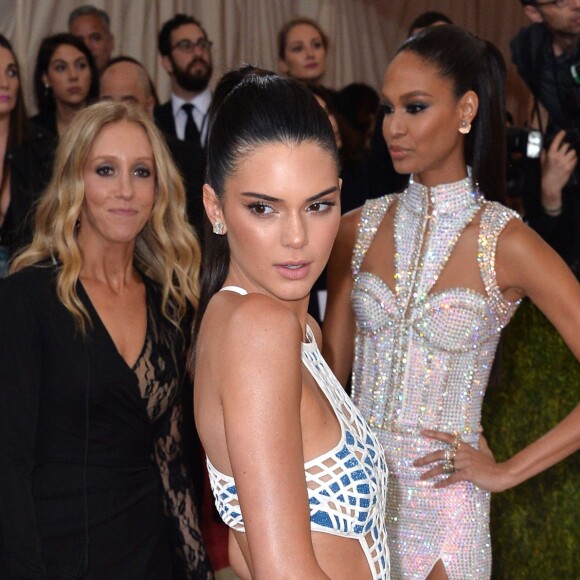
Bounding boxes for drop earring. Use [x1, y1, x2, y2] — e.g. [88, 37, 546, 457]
[213, 222, 225, 235]
[459, 120, 471, 135]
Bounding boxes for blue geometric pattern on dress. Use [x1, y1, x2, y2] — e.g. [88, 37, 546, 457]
[206, 323, 390, 579]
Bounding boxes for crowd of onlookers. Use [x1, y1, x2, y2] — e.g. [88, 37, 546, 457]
[0, 5, 386, 281]
[1, 3, 579, 283]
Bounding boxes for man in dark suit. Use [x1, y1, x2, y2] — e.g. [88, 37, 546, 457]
[155, 14, 213, 149]
[100, 56, 206, 237]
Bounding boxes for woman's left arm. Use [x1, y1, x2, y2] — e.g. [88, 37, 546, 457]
[154, 391, 214, 579]
[417, 220, 580, 492]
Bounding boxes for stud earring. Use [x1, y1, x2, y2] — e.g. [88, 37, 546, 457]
[459, 120, 471, 135]
[212, 222, 225, 235]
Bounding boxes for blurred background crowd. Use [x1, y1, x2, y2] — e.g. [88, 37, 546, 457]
[0, 2, 577, 578]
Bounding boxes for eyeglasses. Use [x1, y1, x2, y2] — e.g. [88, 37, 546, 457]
[171, 38, 213, 53]
[534, 0, 572, 8]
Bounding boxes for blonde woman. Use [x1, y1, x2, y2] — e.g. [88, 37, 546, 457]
[0, 102, 212, 579]
[277, 16, 329, 87]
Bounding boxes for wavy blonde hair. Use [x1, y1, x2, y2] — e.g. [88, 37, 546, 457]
[12, 101, 201, 333]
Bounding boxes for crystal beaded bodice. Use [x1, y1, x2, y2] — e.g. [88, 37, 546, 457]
[351, 176, 521, 436]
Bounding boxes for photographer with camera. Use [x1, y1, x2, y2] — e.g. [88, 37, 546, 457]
[481, 4, 580, 577]
[511, 0, 580, 277]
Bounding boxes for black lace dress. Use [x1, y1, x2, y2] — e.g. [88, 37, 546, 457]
[0, 264, 213, 579]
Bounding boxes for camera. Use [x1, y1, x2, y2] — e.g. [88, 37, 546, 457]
[506, 128, 543, 199]
[506, 127, 543, 159]
[506, 126, 580, 198]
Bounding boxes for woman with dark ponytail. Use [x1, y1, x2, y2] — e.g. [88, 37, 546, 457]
[323, 25, 580, 578]
[190, 66, 389, 579]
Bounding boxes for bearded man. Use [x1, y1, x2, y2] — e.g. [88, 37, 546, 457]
[156, 14, 213, 149]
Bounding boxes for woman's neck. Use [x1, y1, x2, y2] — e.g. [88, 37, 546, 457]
[78, 236, 139, 291]
[413, 167, 469, 189]
[0, 114, 10, 145]
[56, 101, 85, 138]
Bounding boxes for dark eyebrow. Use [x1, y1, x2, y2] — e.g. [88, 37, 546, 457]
[400, 90, 433, 99]
[240, 186, 338, 203]
[306, 186, 338, 202]
[382, 90, 433, 101]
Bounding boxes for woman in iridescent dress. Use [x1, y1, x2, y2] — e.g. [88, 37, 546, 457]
[323, 25, 580, 579]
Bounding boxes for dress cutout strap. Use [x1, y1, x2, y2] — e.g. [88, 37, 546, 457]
[477, 202, 522, 327]
[352, 195, 397, 276]
[220, 286, 248, 295]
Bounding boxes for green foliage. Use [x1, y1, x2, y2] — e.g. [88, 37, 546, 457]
[482, 299, 579, 579]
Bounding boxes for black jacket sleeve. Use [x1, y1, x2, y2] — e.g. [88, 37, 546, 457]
[0, 275, 48, 578]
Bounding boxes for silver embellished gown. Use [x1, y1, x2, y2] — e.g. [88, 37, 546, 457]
[350, 176, 521, 579]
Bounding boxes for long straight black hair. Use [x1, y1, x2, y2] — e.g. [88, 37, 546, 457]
[33, 33, 99, 118]
[397, 25, 507, 202]
[187, 66, 339, 372]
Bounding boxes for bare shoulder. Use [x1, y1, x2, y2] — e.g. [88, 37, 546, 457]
[337, 206, 363, 248]
[306, 313, 322, 346]
[495, 216, 579, 299]
[204, 290, 303, 358]
[496, 217, 549, 264]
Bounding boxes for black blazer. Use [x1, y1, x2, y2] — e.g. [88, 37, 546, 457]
[165, 134, 206, 239]
[154, 101, 177, 139]
[4, 126, 58, 256]
[154, 102, 206, 238]
[0, 266, 175, 577]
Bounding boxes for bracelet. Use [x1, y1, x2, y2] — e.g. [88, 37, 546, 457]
[542, 205, 562, 217]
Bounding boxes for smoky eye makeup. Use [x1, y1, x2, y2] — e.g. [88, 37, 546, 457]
[405, 102, 429, 114]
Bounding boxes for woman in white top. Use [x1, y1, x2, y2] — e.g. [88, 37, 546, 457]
[189, 66, 390, 579]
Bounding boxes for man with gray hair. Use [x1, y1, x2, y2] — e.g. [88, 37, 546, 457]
[68, 4, 115, 71]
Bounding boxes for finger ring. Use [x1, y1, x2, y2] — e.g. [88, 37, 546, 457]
[450, 446, 458, 463]
[442, 460, 455, 474]
[443, 447, 453, 462]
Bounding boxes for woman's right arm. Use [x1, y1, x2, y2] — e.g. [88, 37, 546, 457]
[0, 277, 48, 578]
[322, 209, 360, 387]
[219, 296, 329, 579]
